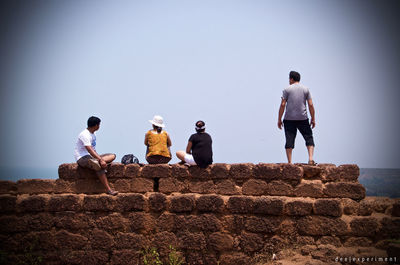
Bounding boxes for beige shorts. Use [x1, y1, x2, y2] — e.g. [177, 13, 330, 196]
[77, 153, 113, 176]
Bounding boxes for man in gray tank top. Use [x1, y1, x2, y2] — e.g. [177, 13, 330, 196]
[277, 71, 316, 164]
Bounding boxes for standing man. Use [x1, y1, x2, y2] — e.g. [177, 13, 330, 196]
[278, 71, 316, 164]
[74, 116, 118, 195]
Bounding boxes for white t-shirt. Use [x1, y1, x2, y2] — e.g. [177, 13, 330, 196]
[74, 129, 96, 161]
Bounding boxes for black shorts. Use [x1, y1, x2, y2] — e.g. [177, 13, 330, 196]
[283, 119, 315, 149]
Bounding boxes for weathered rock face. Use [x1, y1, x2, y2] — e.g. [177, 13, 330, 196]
[0, 163, 399, 264]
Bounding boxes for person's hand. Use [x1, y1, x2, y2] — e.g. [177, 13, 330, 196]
[310, 119, 316, 129]
[100, 159, 107, 169]
[278, 120, 283, 130]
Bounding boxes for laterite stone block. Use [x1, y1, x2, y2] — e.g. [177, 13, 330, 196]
[141, 164, 171, 178]
[197, 194, 224, 212]
[229, 163, 254, 179]
[227, 196, 254, 214]
[324, 182, 366, 200]
[253, 197, 284, 215]
[17, 179, 55, 194]
[253, 163, 281, 181]
[313, 199, 343, 217]
[48, 194, 81, 212]
[170, 195, 195, 213]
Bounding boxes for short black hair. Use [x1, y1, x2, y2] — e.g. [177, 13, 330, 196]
[195, 120, 205, 133]
[87, 116, 101, 127]
[289, 71, 301, 82]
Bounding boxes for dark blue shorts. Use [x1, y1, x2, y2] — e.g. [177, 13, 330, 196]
[283, 119, 315, 149]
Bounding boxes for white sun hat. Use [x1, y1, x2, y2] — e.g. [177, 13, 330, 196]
[149, 115, 165, 128]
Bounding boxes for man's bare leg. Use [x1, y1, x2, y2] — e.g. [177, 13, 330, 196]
[285, 148, 293, 164]
[176, 151, 186, 162]
[307, 145, 314, 163]
[97, 154, 118, 194]
[98, 172, 112, 191]
[101, 153, 116, 164]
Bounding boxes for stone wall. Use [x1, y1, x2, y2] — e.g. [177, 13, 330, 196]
[0, 163, 399, 264]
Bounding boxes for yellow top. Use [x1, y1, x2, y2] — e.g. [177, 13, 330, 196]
[146, 130, 171, 158]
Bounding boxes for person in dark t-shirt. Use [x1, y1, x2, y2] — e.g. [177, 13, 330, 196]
[176, 120, 213, 168]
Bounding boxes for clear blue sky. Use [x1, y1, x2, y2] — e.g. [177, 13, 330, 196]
[0, 0, 399, 177]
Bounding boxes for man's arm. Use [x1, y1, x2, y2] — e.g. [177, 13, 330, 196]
[278, 98, 286, 129]
[144, 133, 149, 146]
[186, 141, 193, 154]
[85, 146, 107, 168]
[308, 98, 315, 128]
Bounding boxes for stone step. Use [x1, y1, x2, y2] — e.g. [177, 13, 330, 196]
[0, 177, 366, 201]
[58, 162, 360, 183]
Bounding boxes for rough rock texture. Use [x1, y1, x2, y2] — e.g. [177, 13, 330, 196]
[0, 163, 399, 265]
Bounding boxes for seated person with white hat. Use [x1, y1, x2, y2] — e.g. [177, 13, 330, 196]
[144, 115, 172, 164]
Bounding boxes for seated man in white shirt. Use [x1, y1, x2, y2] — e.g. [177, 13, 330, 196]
[74, 116, 118, 195]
